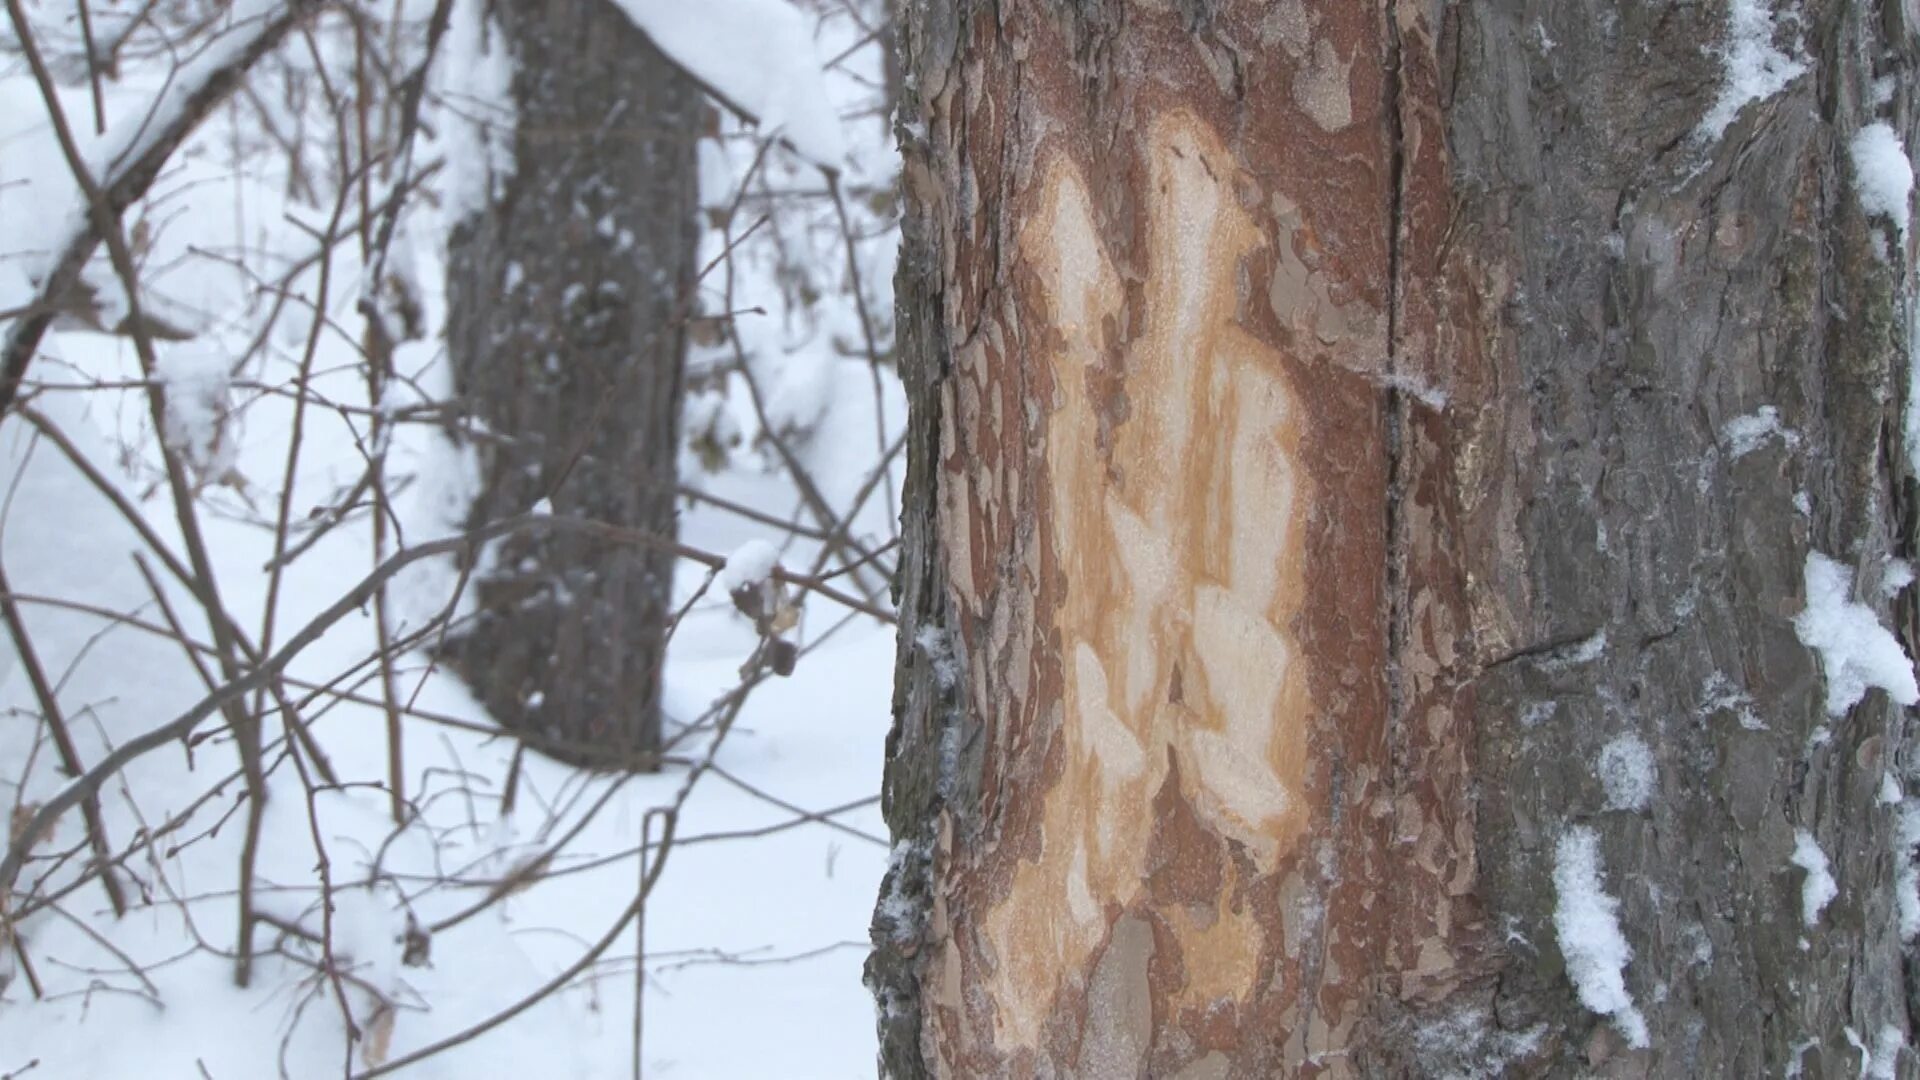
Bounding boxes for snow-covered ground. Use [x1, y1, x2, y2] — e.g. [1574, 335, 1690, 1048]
[0, 2, 899, 1075]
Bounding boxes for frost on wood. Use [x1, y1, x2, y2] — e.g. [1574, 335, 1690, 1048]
[1850, 123, 1914, 242]
[1595, 734, 1654, 812]
[1408, 1004, 1547, 1080]
[912, 624, 958, 691]
[1552, 826, 1649, 1048]
[1697, 0, 1807, 140]
[1788, 829, 1836, 928]
[1792, 552, 1919, 716]
[1721, 405, 1799, 459]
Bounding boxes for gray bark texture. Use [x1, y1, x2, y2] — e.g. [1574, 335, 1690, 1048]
[869, 0, 1920, 1075]
[443, 0, 699, 768]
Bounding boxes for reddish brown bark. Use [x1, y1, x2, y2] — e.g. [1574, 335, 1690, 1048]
[875, 1, 1920, 1076]
[875, 3, 1486, 1073]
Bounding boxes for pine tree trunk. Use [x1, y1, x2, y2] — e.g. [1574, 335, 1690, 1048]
[869, 1, 1920, 1075]
[441, 0, 699, 769]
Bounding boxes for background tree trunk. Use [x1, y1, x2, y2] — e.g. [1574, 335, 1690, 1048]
[870, 1, 1920, 1075]
[443, 0, 699, 768]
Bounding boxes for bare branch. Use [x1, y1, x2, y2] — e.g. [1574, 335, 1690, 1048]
[0, 0, 323, 415]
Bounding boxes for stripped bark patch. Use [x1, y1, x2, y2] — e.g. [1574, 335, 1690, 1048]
[978, 107, 1320, 1055]
[877, 2, 1494, 1075]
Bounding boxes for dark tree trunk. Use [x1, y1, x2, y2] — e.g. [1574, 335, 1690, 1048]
[443, 0, 699, 768]
[870, 1, 1920, 1075]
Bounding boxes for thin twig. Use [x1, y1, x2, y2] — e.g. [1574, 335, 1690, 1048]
[0, 0, 323, 413]
[0, 559, 126, 917]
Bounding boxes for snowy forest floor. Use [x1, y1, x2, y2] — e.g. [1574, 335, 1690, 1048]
[0, 1, 901, 1075]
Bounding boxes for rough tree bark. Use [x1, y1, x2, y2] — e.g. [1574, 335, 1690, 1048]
[870, 1, 1920, 1075]
[443, 0, 699, 767]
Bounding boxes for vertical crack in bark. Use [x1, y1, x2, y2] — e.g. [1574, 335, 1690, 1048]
[1381, 0, 1411, 833]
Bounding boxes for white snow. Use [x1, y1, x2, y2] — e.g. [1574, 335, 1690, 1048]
[916, 624, 960, 690]
[1899, 802, 1920, 941]
[1907, 296, 1920, 480]
[436, 0, 518, 224]
[1596, 734, 1655, 812]
[0, 3, 903, 1074]
[1702, 671, 1767, 730]
[1794, 551, 1920, 716]
[0, 0, 297, 308]
[1538, 629, 1608, 671]
[1376, 371, 1449, 409]
[154, 340, 235, 475]
[0, 0, 318, 335]
[611, 0, 849, 168]
[722, 537, 782, 592]
[1722, 405, 1799, 458]
[1552, 826, 1650, 1049]
[1697, 0, 1808, 141]
[1872, 1024, 1905, 1079]
[1789, 829, 1837, 928]
[1852, 1024, 1906, 1080]
[1851, 123, 1915, 242]
[1885, 558, 1916, 597]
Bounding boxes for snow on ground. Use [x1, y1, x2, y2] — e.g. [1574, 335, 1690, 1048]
[0, 2, 900, 1076]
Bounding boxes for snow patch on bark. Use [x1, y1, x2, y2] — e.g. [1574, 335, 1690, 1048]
[1848, 1024, 1906, 1079]
[914, 625, 959, 690]
[1701, 672, 1766, 730]
[1552, 826, 1649, 1048]
[1851, 123, 1915, 242]
[1698, 0, 1807, 141]
[1789, 829, 1836, 927]
[1596, 734, 1654, 812]
[1410, 1003, 1545, 1080]
[1721, 405, 1799, 458]
[1897, 802, 1920, 941]
[1793, 552, 1919, 716]
[1906, 303, 1920, 480]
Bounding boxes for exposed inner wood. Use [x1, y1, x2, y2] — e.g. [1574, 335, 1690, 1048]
[980, 111, 1315, 1050]
[877, 0, 1920, 1075]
